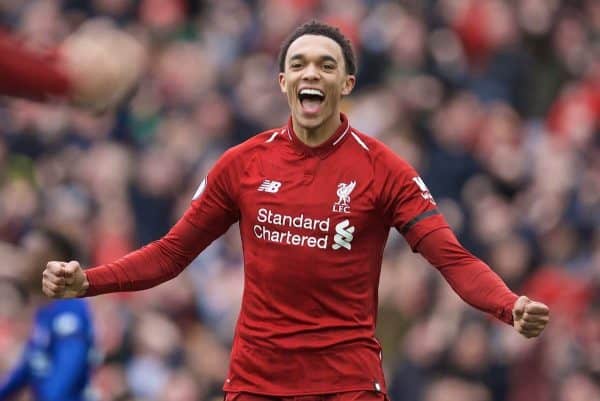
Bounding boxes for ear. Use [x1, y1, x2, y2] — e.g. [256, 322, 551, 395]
[278, 72, 287, 94]
[341, 75, 356, 96]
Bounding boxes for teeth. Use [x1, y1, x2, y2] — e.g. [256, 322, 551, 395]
[299, 88, 324, 97]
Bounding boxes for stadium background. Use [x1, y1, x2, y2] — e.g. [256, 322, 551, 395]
[0, 0, 598, 400]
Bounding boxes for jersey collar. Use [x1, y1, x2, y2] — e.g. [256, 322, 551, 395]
[285, 113, 351, 157]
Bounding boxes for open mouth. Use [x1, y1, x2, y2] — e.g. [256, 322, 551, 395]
[298, 88, 325, 115]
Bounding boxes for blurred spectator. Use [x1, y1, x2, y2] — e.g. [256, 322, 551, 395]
[0, 228, 97, 401]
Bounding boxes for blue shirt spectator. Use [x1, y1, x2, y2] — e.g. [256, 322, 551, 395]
[0, 298, 96, 401]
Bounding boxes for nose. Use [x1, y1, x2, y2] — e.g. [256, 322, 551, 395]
[302, 63, 320, 81]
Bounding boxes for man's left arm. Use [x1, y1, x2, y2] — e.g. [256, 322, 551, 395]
[373, 149, 549, 337]
[416, 227, 550, 338]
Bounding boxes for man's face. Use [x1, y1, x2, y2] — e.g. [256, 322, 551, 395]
[279, 34, 355, 130]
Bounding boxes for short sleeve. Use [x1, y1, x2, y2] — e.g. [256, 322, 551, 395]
[376, 149, 449, 250]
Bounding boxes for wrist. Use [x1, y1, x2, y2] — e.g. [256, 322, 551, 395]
[78, 273, 90, 297]
[503, 293, 520, 325]
[52, 48, 75, 97]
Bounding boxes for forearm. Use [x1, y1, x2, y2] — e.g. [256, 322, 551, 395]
[0, 32, 71, 100]
[83, 217, 216, 296]
[437, 259, 517, 324]
[417, 228, 518, 324]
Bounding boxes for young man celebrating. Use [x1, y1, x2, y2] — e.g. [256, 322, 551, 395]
[42, 21, 549, 401]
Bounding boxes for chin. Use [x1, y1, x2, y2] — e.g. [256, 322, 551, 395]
[294, 113, 324, 129]
[298, 109, 333, 127]
[298, 117, 324, 130]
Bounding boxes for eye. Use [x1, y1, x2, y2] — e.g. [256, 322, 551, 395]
[290, 62, 303, 69]
[323, 64, 336, 71]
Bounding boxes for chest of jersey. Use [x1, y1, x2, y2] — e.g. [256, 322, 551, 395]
[232, 139, 390, 329]
[238, 146, 382, 257]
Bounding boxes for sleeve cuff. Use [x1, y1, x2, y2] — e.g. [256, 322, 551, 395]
[497, 294, 519, 325]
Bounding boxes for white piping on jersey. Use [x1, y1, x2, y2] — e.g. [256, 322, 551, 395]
[266, 131, 279, 143]
[351, 131, 370, 151]
[332, 125, 350, 146]
[284, 128, 291, 140]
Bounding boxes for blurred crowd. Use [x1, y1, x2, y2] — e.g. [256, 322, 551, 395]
[0, 0, 599, 401]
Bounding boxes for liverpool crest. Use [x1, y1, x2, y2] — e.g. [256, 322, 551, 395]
[332, 181, 356, 213]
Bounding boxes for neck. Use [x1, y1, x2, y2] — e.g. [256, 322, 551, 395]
[292, 111, 342, 147]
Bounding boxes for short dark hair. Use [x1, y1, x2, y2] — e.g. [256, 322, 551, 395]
[278, 20, 357, 75]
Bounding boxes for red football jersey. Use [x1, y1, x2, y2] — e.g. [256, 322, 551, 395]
[184, 113, 448, 395]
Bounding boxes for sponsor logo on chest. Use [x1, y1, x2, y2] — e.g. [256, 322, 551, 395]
[332, 219, 354, 250]
[253, 180, 357, 251]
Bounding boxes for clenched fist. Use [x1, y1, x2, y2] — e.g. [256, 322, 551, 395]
[42, 261, 88, 298]
[512, 296, 550, 338]
[58, 18, 146, 111]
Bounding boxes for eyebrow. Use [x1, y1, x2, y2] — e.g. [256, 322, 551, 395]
[288, 54, 338, 64]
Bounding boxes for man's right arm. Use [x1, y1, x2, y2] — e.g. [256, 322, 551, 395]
[43, 147, 242, 298]
[43, 205, 238, 298]
[83, 215, 230, 296]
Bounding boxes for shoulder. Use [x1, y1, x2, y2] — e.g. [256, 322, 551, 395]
[226, 128, 284, 156]
[217, 127, 285, 167]
[348, 128, 415, 175]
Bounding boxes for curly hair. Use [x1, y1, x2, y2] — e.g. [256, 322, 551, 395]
[278, 20, 357, 75]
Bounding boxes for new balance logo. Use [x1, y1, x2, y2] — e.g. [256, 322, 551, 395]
[332, 219, 355, 250]
[257, 180, 282, 193]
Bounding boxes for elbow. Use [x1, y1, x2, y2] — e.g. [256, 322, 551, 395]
[166, 263, 188, 280]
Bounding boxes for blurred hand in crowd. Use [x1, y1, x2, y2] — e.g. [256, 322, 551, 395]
[58, 18, 146, 111]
